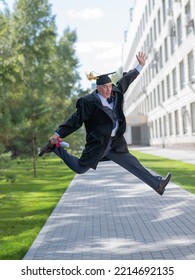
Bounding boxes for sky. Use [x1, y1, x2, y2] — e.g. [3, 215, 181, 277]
[1, 0, 136, 89]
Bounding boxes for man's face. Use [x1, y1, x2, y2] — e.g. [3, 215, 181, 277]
[97, 83, 112, 99]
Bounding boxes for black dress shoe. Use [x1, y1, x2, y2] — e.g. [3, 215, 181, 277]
[39, 140, 55, 157]
[156, 173, 172, 195]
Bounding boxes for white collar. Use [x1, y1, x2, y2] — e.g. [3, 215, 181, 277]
[97, 92, 113, 109]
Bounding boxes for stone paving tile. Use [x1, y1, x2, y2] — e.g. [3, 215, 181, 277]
[24, 161, 195, 260]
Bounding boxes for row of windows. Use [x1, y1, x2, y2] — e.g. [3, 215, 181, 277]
[153, 1, 192, 50]
[150, 101, 195, 139]
[128, 49, 194, 111]
[127, 0, 193, 68]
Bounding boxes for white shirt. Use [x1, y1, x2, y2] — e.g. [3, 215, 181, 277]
[97, 93, 119, 137]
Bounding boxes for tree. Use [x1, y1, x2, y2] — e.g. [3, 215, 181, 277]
[46, 28, 80, 125]
[9, 0, 57, 176]
[0, 3, 21, 148]
[0, 0, 87, 177]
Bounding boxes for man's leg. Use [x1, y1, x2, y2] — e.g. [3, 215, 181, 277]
[54, 147, 90, 174]
[106, 151, 161, 191]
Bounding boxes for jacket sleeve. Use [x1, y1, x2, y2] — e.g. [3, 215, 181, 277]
[116, 68, 140, 94]
[55, 97, 94, 138]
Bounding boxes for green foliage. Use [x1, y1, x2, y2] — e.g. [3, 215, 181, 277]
[0, 0, 87, 170]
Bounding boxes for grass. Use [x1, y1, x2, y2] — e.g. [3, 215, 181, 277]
[130, 150, 195, 194]
[0, 156, 75, 260]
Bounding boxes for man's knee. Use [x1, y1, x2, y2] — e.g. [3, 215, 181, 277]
[76, 165, 89, 174]
[77, 170, 86, 174]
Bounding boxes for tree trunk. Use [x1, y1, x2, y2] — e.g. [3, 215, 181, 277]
[32, 135, 37, 178]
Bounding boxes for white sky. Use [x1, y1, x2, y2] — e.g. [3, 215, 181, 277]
[1, 0, 136, 89]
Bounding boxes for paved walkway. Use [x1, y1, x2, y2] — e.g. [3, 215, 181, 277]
[24, 155, 195, 260]
[130, 146, 195, 164]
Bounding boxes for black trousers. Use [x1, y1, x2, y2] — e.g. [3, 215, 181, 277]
[54, 138, 162, 191]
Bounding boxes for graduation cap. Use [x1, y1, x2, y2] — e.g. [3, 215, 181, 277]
[86, 71, 116, 85]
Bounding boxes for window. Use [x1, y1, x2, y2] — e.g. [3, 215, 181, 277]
[145, 6, 148, 23]
[147, 34, 150, 53]
[144, 40, 147, 53]
[153, 19, 157, 41]
[179, 60, 185, 90]
[188, 51, 195, 83]
[169, 113, 173, 135]
[150, 122, 154, 138]
[157, 85, 160, 105]
[185, 1, 192, 36]
[163, 115, 167, 136]
[191, 102, 195, 133]
[177, 15, 182, 46]
[148, 0, 151, 15]
[155, 119, 158, 138]
[158, 9, 161, 34]
[143, 14, 145, 32]
[149, 64, 151, 83]
[174, 110, 179, 135]
[164, 37, 168, 62]
[166, 74, 171, 98]
[147, 96, 149, 112]
[170, 33, 176, 54]
[168, 0, 173, 8]
[151, 61, 155, 78]
[159, 118, 162, 137]
[153, 89, 157, 108]
[150, 92, 153, 110]
[159, 46, 163, 69]
[162, 0, 166, 23]
[182, 106, 189, 134]
[146, 69, 149, 86]
[161, 80, 165, 102]
[150, 27, 153, 49]
[172, 67, 177, 95]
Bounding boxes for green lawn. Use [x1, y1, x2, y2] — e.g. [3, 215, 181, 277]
[0, 156, 75, 260]
[130, 150, 195, 194]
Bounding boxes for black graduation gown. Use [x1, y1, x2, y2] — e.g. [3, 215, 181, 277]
[56, 68, 140, 169]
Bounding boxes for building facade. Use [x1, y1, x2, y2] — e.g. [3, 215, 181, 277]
[122, 0, 195, 148]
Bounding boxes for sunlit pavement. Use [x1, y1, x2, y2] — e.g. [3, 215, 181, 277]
[130, 146, 195, 165]
[24, 160, 195, 260]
